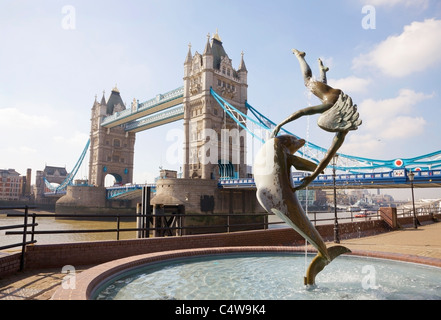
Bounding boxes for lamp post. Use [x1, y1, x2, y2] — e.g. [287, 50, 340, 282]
[407, 171, 419, 229]
[333, 155, 340, 243]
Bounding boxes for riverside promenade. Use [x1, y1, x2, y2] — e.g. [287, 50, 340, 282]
[0, 222, 440, 300]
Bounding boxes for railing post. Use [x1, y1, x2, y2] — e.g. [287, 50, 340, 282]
[20, 206, 29, 271]
[178, 205, 185, 236]
[136, 203, 142, 239]
[264, 213, 268, 230]
[31, 213, 36, 243]
[142, 187, 151, 238]
[116, 215, 121, 240]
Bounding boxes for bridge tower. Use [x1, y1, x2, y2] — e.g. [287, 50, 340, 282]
[182, 31, 248, 180]
[88, 86, 136, 187]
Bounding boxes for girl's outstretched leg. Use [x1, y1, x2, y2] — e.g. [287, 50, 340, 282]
[292, 49, 336, 102]
[292, 49, 313, 86]
[318, 58, 329, 84]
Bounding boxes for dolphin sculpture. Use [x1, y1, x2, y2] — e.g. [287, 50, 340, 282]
[254, 134, 351, 286]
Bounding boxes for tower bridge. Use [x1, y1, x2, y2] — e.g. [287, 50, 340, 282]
[51, 31, 441, 216]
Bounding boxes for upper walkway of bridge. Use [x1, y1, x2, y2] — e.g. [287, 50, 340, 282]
[100, 87, 184, 132]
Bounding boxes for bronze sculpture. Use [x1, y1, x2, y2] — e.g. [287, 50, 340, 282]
[272, 49, 362, 190]
[255, 50, 362, 285]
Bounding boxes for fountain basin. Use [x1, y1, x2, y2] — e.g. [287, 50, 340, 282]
[51, 247, 441, 300]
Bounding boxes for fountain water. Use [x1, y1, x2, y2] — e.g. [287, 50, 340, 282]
[93, 252, 441, 300]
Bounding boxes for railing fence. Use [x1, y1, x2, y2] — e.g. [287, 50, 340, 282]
[1, 206, 438, 271]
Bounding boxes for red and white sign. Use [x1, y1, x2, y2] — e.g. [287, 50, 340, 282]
[394, 159, 403, 167]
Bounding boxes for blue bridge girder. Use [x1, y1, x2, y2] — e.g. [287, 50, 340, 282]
[101, 87, 184, 130]
[219, 169, 441, 190]
[106, 184, 156, 200]
[101, 169, 441, 201]
[43, 190, 67, 197]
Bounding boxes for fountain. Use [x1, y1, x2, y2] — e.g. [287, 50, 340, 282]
[93, 252, 441, 300]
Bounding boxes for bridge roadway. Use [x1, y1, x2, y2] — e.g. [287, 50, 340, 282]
[44, 169, 441, 199]
[219, 169, 441, 190]
[105, 168, 441, 200]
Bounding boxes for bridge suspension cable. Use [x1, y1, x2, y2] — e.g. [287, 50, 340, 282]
[44, 139, 90, 192]
[210, 88, 441, 173]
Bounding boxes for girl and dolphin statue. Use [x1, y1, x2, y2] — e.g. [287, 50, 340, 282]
[254, 49, 362, 285]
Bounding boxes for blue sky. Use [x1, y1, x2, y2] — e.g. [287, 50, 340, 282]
[1, 0, 441, 199]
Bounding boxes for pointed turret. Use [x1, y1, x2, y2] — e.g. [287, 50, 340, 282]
[238, 51, 248, 73]
[210, 30, 229, 70]
[106, 86, 126, 115]
[213, 29, 222, 42]
[184, 43, 192, 65]
[100, 91, 107, 105]
[202, 33, 214, 71]
[92, 94, 99, 108]
[184, 43, 193, 79]
[203, 33, 212, 56]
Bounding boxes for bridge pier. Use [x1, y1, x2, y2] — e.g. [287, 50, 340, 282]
[150, 178, 265, 235]
[55, 185, 135, 216]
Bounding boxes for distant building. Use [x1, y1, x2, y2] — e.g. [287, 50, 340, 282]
[0, 169, 22, 200]
[34, 166, 69, 199]
[43, 166, 68, 183]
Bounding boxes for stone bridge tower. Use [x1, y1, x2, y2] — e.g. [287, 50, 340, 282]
[182, 31, 248, 180]
[88, 86, 136, 187]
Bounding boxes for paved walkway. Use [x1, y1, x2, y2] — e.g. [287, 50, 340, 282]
[1, 222, 440, 300]
[338, 222, 441, 259]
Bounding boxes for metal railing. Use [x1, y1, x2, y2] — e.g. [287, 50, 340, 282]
[2, 212, 276, 241]
[2, 207, 437, 243]
[1, 205, 438, 271]
[0, 206, 38, 270]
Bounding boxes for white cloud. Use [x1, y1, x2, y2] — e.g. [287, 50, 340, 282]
[53, 131, 89, 147]
[381, 116, 426, 139]
[340, 89, 433, 157]
[0, 146, 37, 157]
[0, 108, 55, 130]
[328, 76, 372, 94]
[340, 133, 383, 157]
[353, 19, 441, 77]
[360, 89, 433, 131]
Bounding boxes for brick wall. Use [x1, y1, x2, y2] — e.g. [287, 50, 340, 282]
[22, 219, 389, 270]
[0, 253, 21, 278]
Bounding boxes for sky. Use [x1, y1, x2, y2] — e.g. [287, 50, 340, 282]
[1, 0, 441, 200]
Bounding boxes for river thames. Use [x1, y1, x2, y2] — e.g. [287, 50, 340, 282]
[0, 208, 377, 250]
